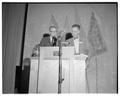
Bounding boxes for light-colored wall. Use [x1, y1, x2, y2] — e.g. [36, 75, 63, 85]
[23, 4, 117, 93]
[23, 4, 92, 58]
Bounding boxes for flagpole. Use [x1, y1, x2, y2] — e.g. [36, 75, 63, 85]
[95, 55, 98, 93]
[85, 58, 90, 93]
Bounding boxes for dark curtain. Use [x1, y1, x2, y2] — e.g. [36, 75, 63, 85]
[2, 3, 26, 93]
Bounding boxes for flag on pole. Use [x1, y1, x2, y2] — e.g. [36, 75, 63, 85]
[61, 16, 70, 41]
[88, 12, 107, 57]
[87, 12, 107, 93]
[74, 6, 86, 42]
[63, 16, 70, 32]
[49, 14, 59, 30]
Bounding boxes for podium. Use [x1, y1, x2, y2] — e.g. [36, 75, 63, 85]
[29, 47, 88, 93]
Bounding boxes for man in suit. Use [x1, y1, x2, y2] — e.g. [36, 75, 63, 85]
[31, 26, 58, 57]
[40, 26, 58, 46]
[65, 24, 89, 55]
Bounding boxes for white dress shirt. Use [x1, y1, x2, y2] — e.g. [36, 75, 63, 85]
[50, 36, 52, 43]
[74, 37, 80, 54]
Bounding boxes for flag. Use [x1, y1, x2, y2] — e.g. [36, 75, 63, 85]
[88, 12, 107, 57]
[63, 16, 70, 32]
[49, 14, 59, 30]
[61, 16, 70, 41]
[74, 6, 86, 42]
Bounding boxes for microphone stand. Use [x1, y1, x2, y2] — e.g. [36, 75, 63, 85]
[58, 37, 64, 93]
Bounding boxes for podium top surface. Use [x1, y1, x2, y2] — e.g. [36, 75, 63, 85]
[39, 47, 88, 60]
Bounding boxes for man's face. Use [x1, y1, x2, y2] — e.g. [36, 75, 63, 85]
[72, 27, 80, 38]
[49, 27, 57, 37]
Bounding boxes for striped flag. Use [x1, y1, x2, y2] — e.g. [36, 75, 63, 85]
[88, 12, 107, 57]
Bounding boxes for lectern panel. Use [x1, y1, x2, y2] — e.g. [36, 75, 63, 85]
[38, 60, 58, 93]
[29, 47, 88, 93]
[38, 59, 70, 93]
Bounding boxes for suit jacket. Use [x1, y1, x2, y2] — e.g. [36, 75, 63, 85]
[66, 37, 89, 55]
[40, 35, 57, 46]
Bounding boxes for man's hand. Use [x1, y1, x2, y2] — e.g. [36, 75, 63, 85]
[31, 44, 40, 57]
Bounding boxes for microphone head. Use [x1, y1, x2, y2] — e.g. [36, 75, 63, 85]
[57, 30, 63, 40]
[58, 36, 62, 41]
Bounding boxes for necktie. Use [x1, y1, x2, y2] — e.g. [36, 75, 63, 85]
[52, 37, 56, 46]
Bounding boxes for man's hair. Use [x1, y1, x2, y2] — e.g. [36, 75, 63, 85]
[72, 24, 80, 30]
[49, 26, 57, 31]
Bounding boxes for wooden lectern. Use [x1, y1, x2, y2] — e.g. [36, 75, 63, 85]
[29, 47, 88, 93]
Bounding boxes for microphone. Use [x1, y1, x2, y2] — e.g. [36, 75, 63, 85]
[57, 30, 64, 41]
[57, 30, 70, 46]
[57, 35, 62, 41]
